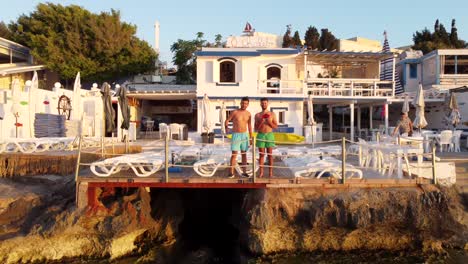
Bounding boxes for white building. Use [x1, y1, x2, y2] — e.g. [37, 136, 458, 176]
[195, 27, 399, 140]
[397, 49, 468, 130]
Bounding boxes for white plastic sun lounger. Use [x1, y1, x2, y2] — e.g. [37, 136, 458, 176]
[193, 147, 231, 177]
[193, 146, 259, 177]
[284, 156, 362, 179]
[90, 151, 164, 177]
[1, 138, 56, 153]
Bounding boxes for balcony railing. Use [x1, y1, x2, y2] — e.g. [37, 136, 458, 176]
[257, 79, 304, 95]
[305, 78, 394, 97]
[439, 74, 468, 85]
[256, 78, 394, 97]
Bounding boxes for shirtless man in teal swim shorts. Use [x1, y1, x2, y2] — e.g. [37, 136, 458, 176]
[254, 98, 278, 178]
[225, 97, 253, 178]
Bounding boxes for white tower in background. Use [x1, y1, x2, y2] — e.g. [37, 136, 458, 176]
[154, 21, 160, 54]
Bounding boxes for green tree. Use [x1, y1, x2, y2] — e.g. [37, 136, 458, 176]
[214, 34, 222, 47]
[292, 30, 302, 47]
[412, 18, 467, 53]
[319, 28, 339, 51]
[450, 19, 466, 48]
[437, 24, 451, 46]
[304, 26, 320, 49]
[0, 22, 11, 39]
[7, 3, 156, 82]
[282, 24, 292, 48]
[171, 38, 198, 84]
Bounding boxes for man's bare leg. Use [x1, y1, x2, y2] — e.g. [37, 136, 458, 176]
[267, 147, 274, 178]
[229, 151, 238, 177]
[241, 151, 247, 174]
[258, 147, 265, 177]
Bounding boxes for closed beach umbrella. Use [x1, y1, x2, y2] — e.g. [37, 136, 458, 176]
[11, 78, 21, 118]
[101, 82, 115, 133]
[220, 102, 226, 135]
[29, 71, 38, 137]
[72, 72, 81, 120]
[11, 78, 21, 138]
[307, 94, 316, 125]
[449, 93, 460, 127]
[220, 102, 226, 142]
[117, 85, 130, 130]
[201, 94, 213, 133]
[413, 84, 427, 129]
[402, 94, 410, 114]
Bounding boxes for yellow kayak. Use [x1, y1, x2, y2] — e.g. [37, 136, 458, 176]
[226, 132, 304, 144]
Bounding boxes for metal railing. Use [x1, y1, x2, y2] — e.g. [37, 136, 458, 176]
[257, 79, 303, 95]
[305, 78, 394, 97]
[74, 134, 442, 204]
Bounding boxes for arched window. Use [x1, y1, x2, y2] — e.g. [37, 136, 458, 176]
[220, 61, 236, 83]
[266, 66, 281, 93]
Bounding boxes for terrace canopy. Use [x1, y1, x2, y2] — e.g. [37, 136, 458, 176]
[297, 50, 396, 141]
[298, 50, 394, 67]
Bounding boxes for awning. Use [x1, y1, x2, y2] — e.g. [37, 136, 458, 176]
[301, 50, 395, 66]
[0, 64, 46, 76]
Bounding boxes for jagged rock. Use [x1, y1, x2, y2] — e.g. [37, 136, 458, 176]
[0, 178, 467, 263]
[240, 187, 468, 254]
[110, 228, 148, 259]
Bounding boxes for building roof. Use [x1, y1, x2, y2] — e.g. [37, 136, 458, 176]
[0, 63, 45, 76]
[302, 50, 395, 66]
[196, 48, 300, 57]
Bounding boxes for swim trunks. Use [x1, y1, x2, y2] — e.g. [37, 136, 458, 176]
[256, 132, 275, 148]
[231, 132, 249, 151]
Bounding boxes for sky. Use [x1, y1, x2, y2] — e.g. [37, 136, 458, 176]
[1, 0, 468, 67]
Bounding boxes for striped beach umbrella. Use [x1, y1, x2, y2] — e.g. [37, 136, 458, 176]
[380, 31, 404, 95]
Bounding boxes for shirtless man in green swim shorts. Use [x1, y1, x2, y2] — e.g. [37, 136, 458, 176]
[254, 98, 278, 178]
[225, 97, 253, 178]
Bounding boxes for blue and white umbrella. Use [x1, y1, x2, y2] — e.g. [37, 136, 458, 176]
[380, 31, 404, 95]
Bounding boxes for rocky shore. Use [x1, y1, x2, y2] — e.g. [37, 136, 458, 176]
[0, 175, 467, 263]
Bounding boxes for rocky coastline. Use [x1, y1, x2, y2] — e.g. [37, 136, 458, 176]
[0, 175, 467, 263]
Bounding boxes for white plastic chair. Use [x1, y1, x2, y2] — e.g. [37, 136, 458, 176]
[452, 130, 462, 152]
[169, 123, 181, 140]
[439, 130, 453, 152]
[159, 123, 168, 139]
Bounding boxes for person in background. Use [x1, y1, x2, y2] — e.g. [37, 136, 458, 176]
[225, 97, 252, 178]
[392, 112, 413, 136]
[254, 98, 278, 178]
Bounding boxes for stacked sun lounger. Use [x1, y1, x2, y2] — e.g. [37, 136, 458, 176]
[34, 113, 66, 137]
[0, 137, 77, 153]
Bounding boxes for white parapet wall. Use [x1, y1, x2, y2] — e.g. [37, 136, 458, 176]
[0, 86, 104, 140]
